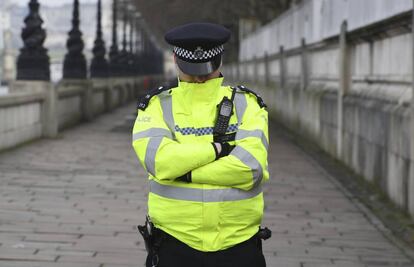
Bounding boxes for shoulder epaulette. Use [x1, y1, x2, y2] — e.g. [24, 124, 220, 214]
[137, 86, 170, 110]
[234, 85, 267, 108]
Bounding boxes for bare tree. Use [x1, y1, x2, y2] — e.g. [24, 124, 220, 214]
[132, 0, 292, 62]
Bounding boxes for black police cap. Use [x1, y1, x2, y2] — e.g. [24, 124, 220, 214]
[165, 22, 231, 76]
[165, 22, 231, 50]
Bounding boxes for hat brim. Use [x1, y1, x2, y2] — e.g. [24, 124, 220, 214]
[176, 57, 221, 76]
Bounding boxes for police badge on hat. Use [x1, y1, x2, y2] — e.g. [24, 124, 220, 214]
[194, 47, 204, 59]
[165, 23, 231, 76]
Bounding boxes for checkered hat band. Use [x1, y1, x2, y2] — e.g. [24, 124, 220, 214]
[173, 45, 224, 61]
[175, 123, 238, 136]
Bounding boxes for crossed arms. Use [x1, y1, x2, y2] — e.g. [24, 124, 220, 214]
[132, 95, 269, 191]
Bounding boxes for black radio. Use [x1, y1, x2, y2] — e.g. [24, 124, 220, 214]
[213, 96, 233, 136]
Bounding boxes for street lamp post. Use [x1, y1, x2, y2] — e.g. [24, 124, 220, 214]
[63, 0, 87, 79]
[129, 14, 134, 55]
[127, 6, 137, 76]
[119, 6, 128, 77]
[90, 0, 109, 78]
[16, 0, 50, 81]
[134, 14, 142, 75]
[109, 0, 120, 76]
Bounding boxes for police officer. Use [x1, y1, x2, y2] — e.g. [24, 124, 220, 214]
[132, 22, 269, 267]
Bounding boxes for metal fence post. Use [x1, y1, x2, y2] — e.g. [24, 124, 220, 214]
[337, 20, 350, 159]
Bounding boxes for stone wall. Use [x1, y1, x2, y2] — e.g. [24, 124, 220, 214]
[224, 78, 414, 216]
[223, 3, 414, 215]
[0, 93, 43, 150]
[57, 81, 84, 130]
[0, 77, 162, 152]
[239, 0, 412, 60]
[253, 82, 412, 211]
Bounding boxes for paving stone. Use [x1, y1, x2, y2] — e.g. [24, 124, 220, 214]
[0, 261, 100, 267]
[0, 250, 57, 262]
[0, 104, 413, 266]
[36, 249, 96, 257]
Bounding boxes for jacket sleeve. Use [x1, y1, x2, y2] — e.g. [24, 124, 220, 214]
[132, 96, 216, 181]
[191, 94, 269, 191]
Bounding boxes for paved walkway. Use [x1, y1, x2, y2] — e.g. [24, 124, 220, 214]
[0, 104, 413, 267]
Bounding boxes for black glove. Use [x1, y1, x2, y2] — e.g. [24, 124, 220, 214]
[175, 172, 192, 183]
[212, 142, 235, 160]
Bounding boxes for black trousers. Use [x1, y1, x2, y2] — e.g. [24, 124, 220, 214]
[146, 231, 266, 267]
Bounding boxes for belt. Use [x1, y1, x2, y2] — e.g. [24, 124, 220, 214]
[153, 227, 261, 250]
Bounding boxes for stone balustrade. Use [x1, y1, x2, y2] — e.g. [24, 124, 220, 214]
[0, 76, 163, 152]
[223, 4, 414, 216]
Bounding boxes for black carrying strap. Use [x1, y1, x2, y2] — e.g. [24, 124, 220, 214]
[213, 132, 236, 143]
[230, 86, 237, 102]
[137, 86, 170, 111]
[236, 85, 267, 108]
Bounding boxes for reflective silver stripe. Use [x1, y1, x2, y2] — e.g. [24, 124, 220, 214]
[144, 137, 163, 176]
[235, 129, 269, 150]
[132, 128, 172, 142]
[150, 180, 262, 202]
[234, 91, 247, 126]
[231, 146, 263, 187]
[159, 92, 176, 139]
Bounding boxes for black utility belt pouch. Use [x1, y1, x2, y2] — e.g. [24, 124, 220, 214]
[137, 215, 155, 253]
[257, 227, 272, 240]
[138, 215, 162, 267]
[256, 227, 272, 252]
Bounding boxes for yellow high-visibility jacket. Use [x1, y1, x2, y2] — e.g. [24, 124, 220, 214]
[132, 76, 269, 252]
